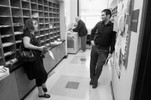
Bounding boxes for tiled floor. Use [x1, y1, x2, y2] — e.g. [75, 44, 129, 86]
[24, 49, 113, 100]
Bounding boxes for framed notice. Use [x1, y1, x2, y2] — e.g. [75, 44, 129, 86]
[131, 9, 140, 32]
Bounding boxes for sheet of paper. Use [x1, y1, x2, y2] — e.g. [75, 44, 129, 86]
[48, 50, 55, 59]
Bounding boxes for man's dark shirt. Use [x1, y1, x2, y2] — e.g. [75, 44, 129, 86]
[73, 20, 88, 37]
[90, 21, 116, 54]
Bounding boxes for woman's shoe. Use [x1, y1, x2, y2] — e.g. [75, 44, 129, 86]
[38, 94, 50, 98]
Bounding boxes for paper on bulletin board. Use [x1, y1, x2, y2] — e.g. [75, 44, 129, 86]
[118, 14, 125, 32]
[113, 17, 119, 32]
[114, 44, 122, 79]
[117, 2, 123, 15]
[123, 0, 131, 15]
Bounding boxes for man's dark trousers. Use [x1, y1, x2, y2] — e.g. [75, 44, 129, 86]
[90, 45, 109, 81]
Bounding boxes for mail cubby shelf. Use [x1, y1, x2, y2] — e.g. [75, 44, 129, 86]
[45, 18, 49, 24]
[50, 18, 54, 22]
[49, 13, 53, 18]
[41, 42, 45, 46]
[44, 0, 48, 6]
[31, 0, 37, 3]
[38, 5, 43, 11]
[44, 13, 49, 18]
[0, 17, 12, 27]
[49, 8, 53, 12]
[53, 8, 57, 13]
[39, 12, 44, 17]
[2, 44, 15, 53]
[39, 24, 45, 30]
[10, 0, 21, 8]
[15, 33, 23, 44]
[50, 34, 54, 41]
[0, 27, 14, 39]
[0, 0, 60, 70]
[38, 0, 43, 5]
[12, 8, 22, 17]
[22, 1, 30, 9]
[49, 2, 53, 7]
[4, 51, 16, 65]
[0, 58, 5, 65]
[45, 25, 49, 30]
[39, 18, 44, 23]
[23, 17, 31, 24]
[44, 6, 49, 12]
[46, 40, 51, 44]
[0, 49, 3, 58]
[12, 17, 23, 26]
[4, 50, 15, 58]
[22, 9, 31, 17]
[31, 3, 37, 10]
[45, 29, 49, 34]
[22, 0, 30, 2]
[40, 30, 45, 35]
[0, 0, 9, 7]
[31, 11, 38, 16]
[52, 3, 55, 7]
[13, 26, 23, 47]
[53, 13, 57, 17]
[0, 7, 11, 17]
[34, 31, 40, 37]
[46, 36, 50, 41]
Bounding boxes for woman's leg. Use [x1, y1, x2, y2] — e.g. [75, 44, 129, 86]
[42, 83, 46, 88]
[36, 79, 50, 98]
[37, 86, 44, 95]
[36, 79, 44, 95]
[42, 83, 47, 93]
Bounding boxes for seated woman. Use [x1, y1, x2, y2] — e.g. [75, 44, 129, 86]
[23, 19, 50, 98]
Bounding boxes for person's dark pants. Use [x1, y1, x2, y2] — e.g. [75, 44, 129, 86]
[36, 74, 48, 86]
[80, 35, 87, 51]
[90, 45, 109, 81]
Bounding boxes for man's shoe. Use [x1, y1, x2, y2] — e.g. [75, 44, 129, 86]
[89, 79, 94, 85]
[92, 80, 98, 89]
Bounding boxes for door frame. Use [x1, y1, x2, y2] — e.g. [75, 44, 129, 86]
[130, 0, 151, 100]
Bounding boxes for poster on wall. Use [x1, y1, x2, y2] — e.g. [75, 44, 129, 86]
[113, 0, 133, 79]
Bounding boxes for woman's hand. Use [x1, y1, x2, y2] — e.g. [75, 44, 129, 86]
[39, 46, 49, 53]
[39, 46, 46, 51]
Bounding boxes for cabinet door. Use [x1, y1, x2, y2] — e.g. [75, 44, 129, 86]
[57, 42, 65, 62]
[15, 66, 35, 99]
[43, 47, 58, 73]
[0, 72, 19, 100]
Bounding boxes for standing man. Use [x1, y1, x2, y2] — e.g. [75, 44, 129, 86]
[72, 17, 88, 52]
[90, 9, 116, 88]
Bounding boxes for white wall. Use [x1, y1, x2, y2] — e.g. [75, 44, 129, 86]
[62, 0, 77, 55]
[70, 0, 77, 23]
[64, 0, 77, 29]
[59, 1, 66, 39]
[112, 0, 145, 100]
[64, 0, 70, 29]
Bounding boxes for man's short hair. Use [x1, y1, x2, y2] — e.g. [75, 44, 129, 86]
[102, 9, 112, 18]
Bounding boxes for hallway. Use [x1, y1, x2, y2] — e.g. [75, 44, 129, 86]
[25, 49, 113, 100]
